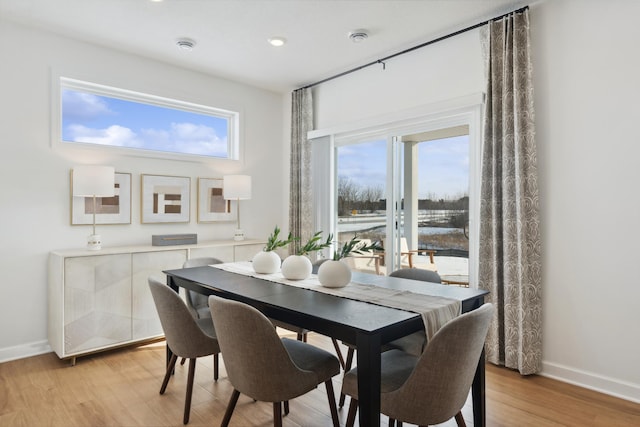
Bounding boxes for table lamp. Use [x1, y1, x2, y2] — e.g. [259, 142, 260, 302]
[223, 175, 252, 241]
[72, 165, 115, 250]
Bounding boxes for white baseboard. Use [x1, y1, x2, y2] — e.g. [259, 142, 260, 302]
[541, 361, 640, 404]
[1, 343, 638, 405]
[0, 340, 52, 364]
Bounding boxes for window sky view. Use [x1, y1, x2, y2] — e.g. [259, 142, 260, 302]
[337, 135, 469, 200]
[61, 88, 229, 157]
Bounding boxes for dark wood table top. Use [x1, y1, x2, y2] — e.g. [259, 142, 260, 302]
[164, 266, 488, 344]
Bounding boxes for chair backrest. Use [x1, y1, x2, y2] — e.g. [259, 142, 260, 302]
[183, 257, 223, 318]
[148, 277, 217, 358]
[183, 257, 223, 268]
[311, 258, 329, 274]
[208, 295, 318, 402]
[389, 267, 441, 283]
[382, 237, 412, 267]
[342, 239, 381, 274]
[382, 303, 494, 425]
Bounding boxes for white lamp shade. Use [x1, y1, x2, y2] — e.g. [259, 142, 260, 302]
[73, 166, 115, 197]
[223, 175, 252, 200]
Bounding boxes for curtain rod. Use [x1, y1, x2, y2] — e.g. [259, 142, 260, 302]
[298, 5, 529, 91]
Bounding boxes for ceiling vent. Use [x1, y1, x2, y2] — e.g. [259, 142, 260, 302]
[348, 29, 369, 43]
[176, 38, 196, 51]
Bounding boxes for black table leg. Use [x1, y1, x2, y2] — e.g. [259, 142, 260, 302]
[356, 332, 382, 427]
[472, 348, 486, 427]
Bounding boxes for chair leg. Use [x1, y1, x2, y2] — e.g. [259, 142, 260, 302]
[160, 354, 178, 394]
[213, 353, 219, 381]
[339, 347, 355, 407]
[273, 402, 283, 427]
[283, 400, 289, 415]
[388, 419, 395, 427]
[324, 379, 340, 427]
[331, 338, 346, 370]
[345, 397, 358, 427]
[221, 389, 240, 427]
[183, 358, 197, 424]
[454, 411, 467, 427]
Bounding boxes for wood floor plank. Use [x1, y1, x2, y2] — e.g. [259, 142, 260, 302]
[0, 333, 637, 426]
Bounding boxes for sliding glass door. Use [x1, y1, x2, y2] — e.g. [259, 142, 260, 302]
[332, 128, 470, 283]
[311, 94, 482, 285]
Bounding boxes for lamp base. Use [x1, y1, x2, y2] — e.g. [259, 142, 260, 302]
[233, 229, 245, 241]
[87, 234, 102, 250]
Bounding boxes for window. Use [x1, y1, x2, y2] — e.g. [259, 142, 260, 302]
[336, 138, 387, 242]
[310, 94, 482, 285]
[333, 132, 470, 280]
[58, 77, 239, 160]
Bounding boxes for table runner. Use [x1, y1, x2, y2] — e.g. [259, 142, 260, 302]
[211, 261, 461, 339]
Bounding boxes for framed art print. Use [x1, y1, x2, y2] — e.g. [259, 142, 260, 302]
[71, 171, 132, 225]
[197, 177, 235, 223]
[141, 174, 190, 223]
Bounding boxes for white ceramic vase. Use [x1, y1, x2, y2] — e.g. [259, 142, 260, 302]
[281, 255, 312, 280]
[317, 259, 351, 288]
[252, 251, 281, 274]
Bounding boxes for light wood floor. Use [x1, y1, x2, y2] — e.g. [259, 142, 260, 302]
[1, 332, 638, 427]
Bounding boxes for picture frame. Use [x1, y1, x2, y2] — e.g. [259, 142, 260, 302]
[197, 177, 236, 223]
[71, 171, 132, 225]
[141, 174, 190, 224]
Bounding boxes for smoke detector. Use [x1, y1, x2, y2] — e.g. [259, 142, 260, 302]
[348, 29, 369, 43]
[176, 38, 196, 51]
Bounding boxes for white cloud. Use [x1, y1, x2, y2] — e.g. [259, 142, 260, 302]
[66, 121, 227, 157]
[67, 124, 142, 147]
[62, 90, 114, 121]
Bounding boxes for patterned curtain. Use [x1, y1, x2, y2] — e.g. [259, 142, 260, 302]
[479, 8, 542, 375]
[289, 88, 314, 251]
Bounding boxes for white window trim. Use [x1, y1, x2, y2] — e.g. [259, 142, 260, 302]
[309, 93, 484, 286]
[52, 76, 241, 162]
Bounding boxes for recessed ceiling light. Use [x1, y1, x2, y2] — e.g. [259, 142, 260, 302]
[176, 38, 196, 51]
[268, 37, 287, 47]
[348, 29, 369, 43]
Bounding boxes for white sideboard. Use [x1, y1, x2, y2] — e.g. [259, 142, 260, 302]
[48, 239, 265, 363]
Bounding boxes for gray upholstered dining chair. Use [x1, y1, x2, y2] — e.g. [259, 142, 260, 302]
[389, 267, 442, 283]
[208, 295, 341, 427]
[342, 303, 494, 427]
[182, 257, 224, 319]
[335, 267, 444, 407]
[386, 268, 443, 355]
[148, 277, 221, 424]
[183, 257, 309, 342]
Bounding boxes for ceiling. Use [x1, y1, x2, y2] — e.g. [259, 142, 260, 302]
[0, 0, 530, 93]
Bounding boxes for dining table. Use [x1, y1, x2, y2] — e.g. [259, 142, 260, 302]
[165, 263, 489, 427]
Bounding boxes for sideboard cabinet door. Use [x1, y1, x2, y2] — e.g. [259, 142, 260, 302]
[64, 254, 132, 355]
[131, 250, 187, 340]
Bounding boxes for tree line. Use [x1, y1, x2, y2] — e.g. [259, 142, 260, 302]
[337, 176, 469, 238]
[337, 176, 468, 214]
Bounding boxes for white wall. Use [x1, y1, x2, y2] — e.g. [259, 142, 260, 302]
[0, 20, 286, 359]
[312, 0, 640, 403]
[313, 28, 484, 129]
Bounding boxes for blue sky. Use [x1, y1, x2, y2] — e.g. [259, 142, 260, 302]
[61, 89, 229, 157]
[337, 135, 469, 200]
